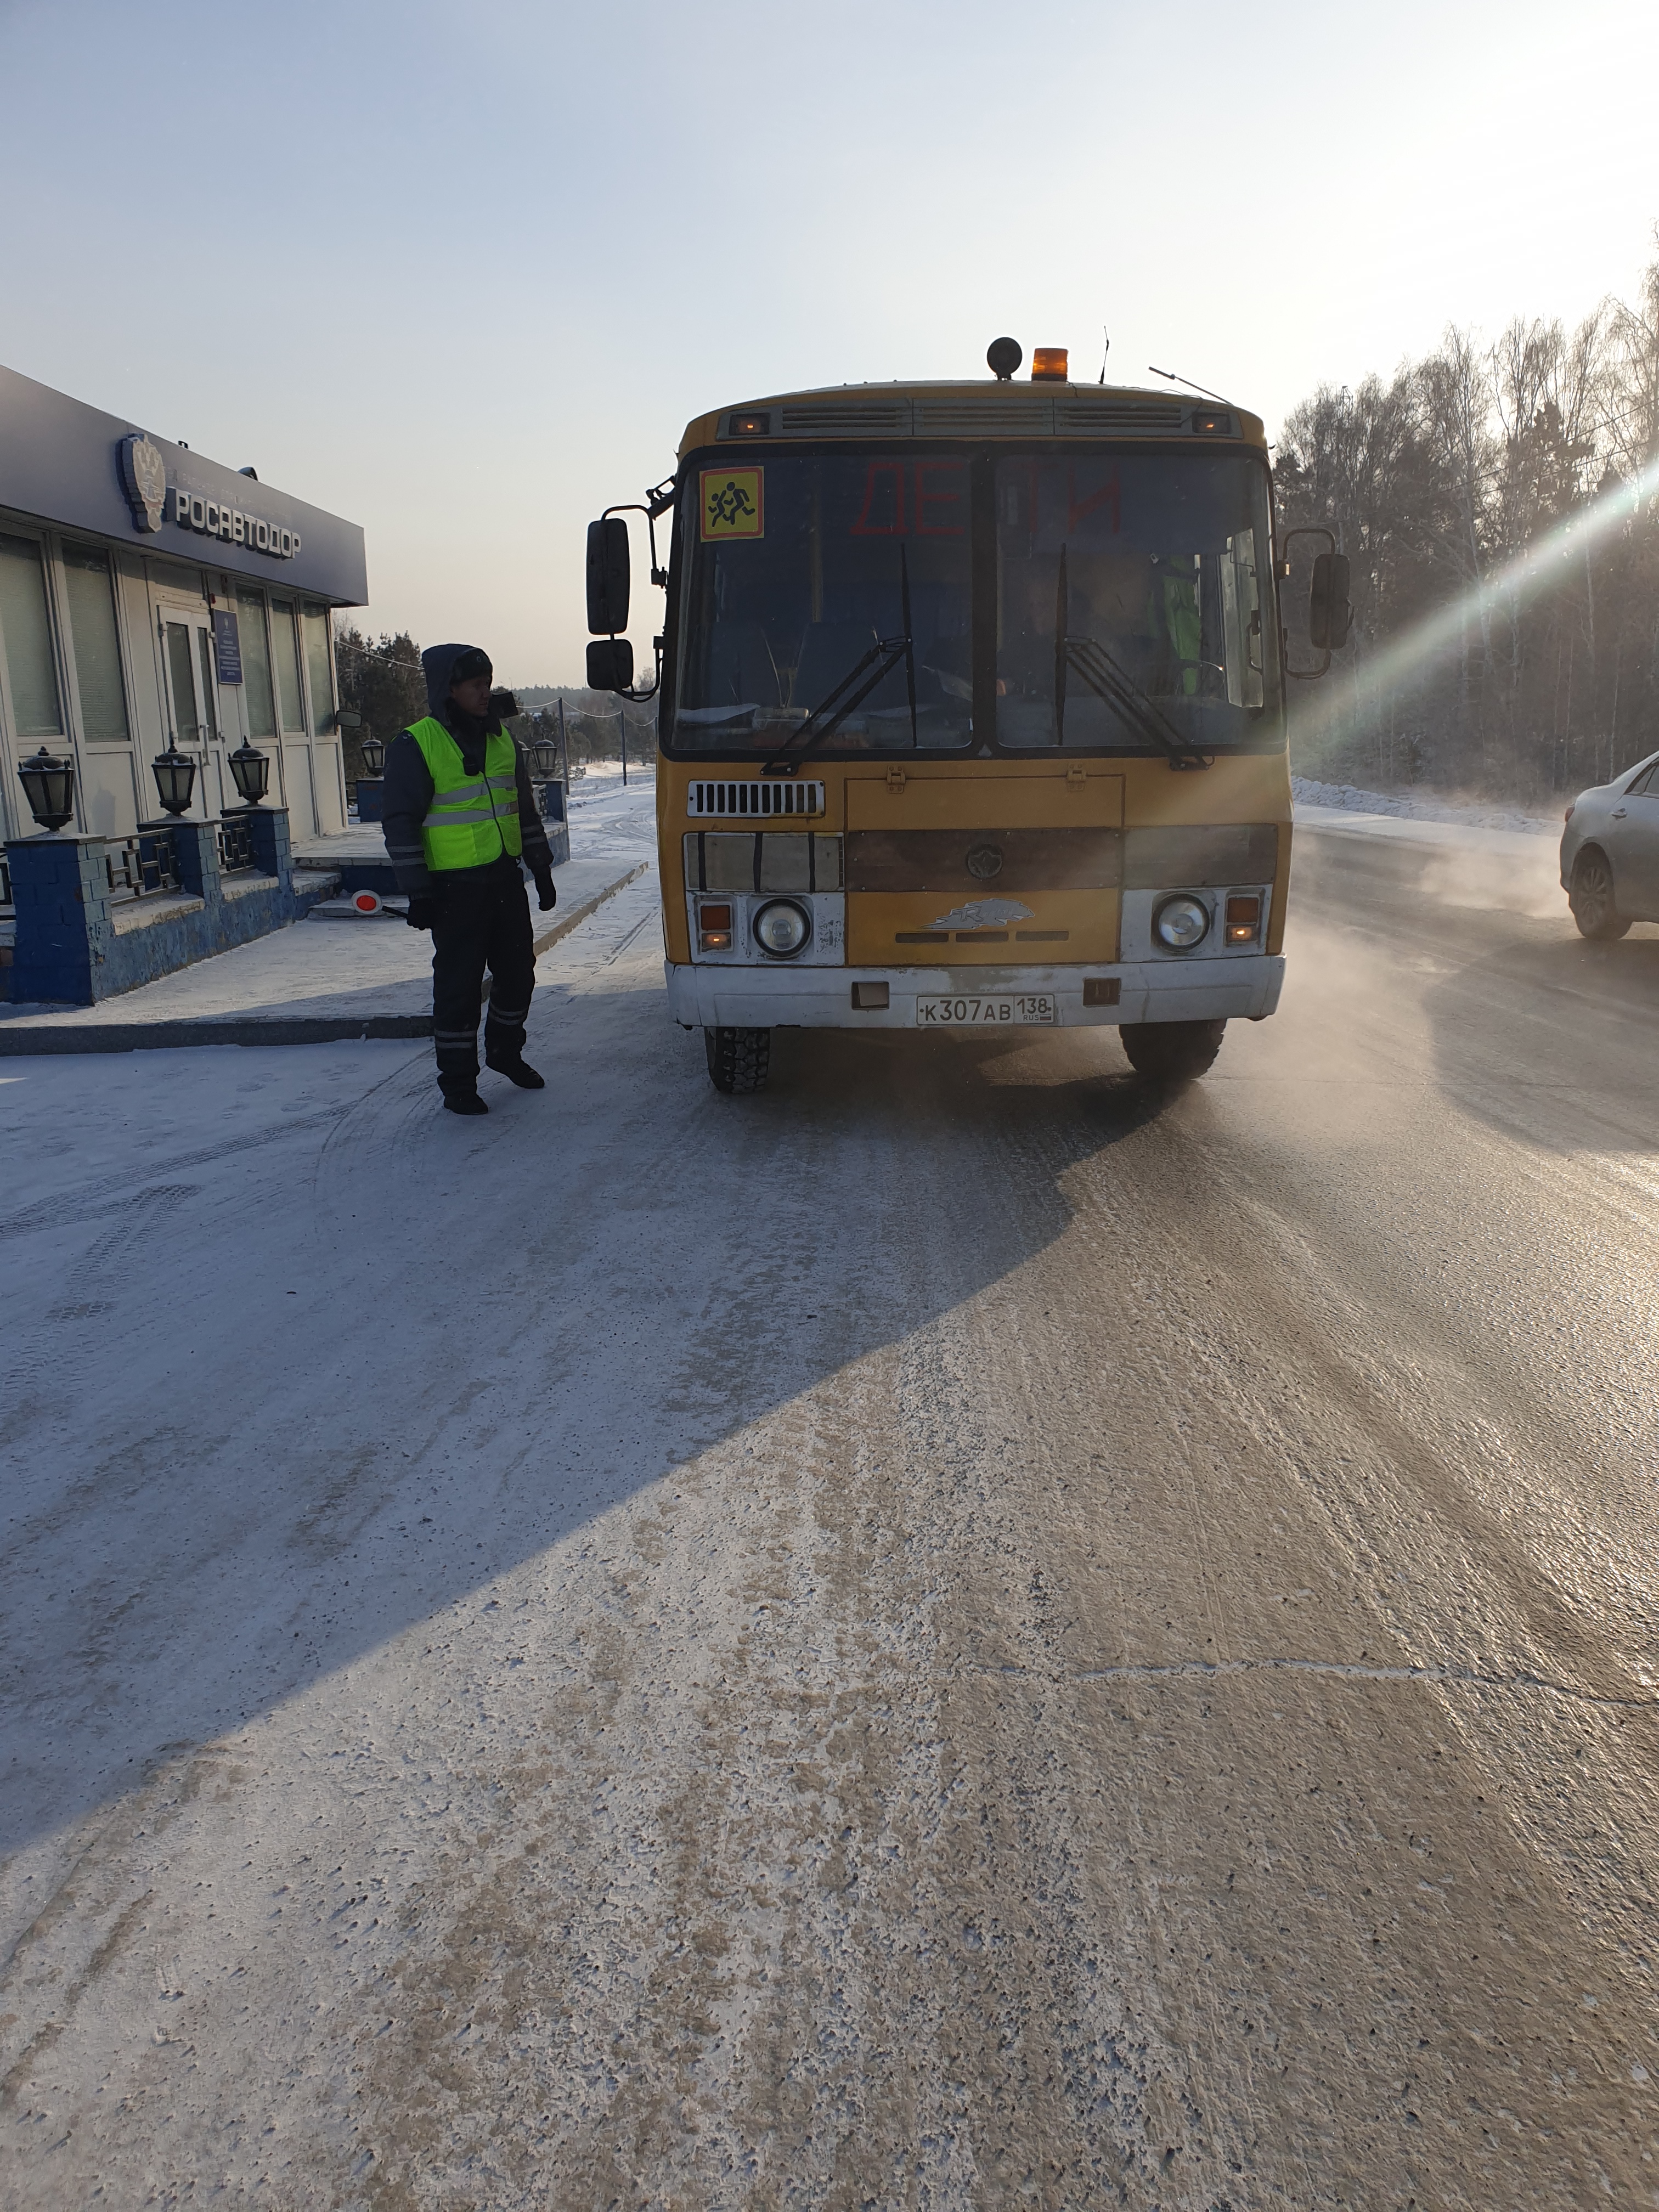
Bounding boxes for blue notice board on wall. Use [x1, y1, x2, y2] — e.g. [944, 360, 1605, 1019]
[213, 608, 244, 684]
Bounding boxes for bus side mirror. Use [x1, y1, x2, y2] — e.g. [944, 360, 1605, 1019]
[1309, 552, 1352, 651]
[586, 637, 635, 692]
[587, 518, 630, 635]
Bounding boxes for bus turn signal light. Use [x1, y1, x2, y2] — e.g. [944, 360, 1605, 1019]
[699, 901, 733, 951]
[1031, 347, 1069, 381]
[1225, 894, 1262, 945]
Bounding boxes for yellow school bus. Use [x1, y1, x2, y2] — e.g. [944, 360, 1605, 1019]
[585, 341, 1346, 1092]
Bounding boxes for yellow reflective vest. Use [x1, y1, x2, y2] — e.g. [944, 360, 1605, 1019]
[408, 716, 523, 872]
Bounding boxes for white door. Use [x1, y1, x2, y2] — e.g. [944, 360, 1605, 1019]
[158, 605, 228, 818]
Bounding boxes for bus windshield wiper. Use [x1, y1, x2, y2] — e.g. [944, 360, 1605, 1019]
[765, 548, 917, 773]
[1054, 544, 1210, 770]
[1063, 637, 1211, 768]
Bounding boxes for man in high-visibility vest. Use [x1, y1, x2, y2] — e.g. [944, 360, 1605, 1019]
[382, 643, 558, 1115]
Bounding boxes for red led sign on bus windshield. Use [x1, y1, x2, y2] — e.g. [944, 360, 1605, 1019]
[850, 460, 966, 536]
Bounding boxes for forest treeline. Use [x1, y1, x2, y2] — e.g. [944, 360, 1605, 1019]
[1277, 245, 1659, 798]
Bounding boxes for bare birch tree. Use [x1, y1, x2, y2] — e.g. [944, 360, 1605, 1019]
[1277, 247, 1659, 799]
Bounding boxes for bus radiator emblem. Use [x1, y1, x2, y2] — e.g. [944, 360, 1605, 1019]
[930, 898, 1034, 930]
[965, 843, 1004, 880]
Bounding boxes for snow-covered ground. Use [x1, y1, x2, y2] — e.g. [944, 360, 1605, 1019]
[1291, 775, 1560, 837]
[567, 757, 654, 802]
[3, 770, 1654, 2204]
[1291, 775, 1567, 912]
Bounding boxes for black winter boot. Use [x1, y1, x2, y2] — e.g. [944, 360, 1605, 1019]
[442, 1089, 489, 1115]
[485, 1054, 545, 1089]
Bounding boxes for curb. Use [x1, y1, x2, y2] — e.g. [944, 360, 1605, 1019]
[529, 861, 648, 960]
[0, 860, 651, 1057]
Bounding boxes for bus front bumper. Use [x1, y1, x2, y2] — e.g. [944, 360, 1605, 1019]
[665, 956, 1285, 1029]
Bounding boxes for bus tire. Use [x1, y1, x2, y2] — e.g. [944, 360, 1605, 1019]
[704, 1025, 771, 1094]
[1119, 1018, 1226, 1081]
[1568, 848, 1630, 940]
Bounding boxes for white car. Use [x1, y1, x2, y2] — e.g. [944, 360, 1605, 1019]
[1561, 750, 1659, 939]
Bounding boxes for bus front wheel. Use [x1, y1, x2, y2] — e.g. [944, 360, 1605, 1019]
[704, 1025, 771, 1094]
[1119, 1019, 1226, 1082]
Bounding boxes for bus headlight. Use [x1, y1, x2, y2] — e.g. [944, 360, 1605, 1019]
[1153, 893, 1210, 950]
[753, 898, 811, 957]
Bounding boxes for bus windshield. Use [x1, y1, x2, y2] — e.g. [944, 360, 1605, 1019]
[996, 453, 1278, 752]
[667, 447, 1280, 755]
[673, 451, 974, 754]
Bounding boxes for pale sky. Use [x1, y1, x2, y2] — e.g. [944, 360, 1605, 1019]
[2, 0, 1655, 685]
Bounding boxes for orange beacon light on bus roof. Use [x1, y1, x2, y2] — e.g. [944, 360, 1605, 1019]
[1031, 348, 1069, 381]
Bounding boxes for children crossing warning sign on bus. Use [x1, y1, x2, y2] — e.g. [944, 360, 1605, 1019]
[701, 467, 764, 539]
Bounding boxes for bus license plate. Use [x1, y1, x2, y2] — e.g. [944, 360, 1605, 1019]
[915, 993, 1058, 1027]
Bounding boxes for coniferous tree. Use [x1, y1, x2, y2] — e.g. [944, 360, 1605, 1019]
[332, 627, 426, 784]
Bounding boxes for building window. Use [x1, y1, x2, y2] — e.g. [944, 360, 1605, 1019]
[61, 543, 130, 743]
[270, 597, 305, 732]
[236, 589, 277, 739]
[0, 531, 65, 737]
[301, 605, 334, 734]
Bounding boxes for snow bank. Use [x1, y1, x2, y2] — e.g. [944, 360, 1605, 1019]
[1291, 776, 1559, 837]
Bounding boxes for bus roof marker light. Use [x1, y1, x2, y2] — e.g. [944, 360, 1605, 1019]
[986, 337, 1023, 381]
[1031, 348, 1069, 382]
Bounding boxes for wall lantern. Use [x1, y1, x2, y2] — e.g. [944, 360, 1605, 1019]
[150, 738, 198, 817]
[17, 746, 77, 832]
[529, 727, 561, 777]
[227, 740, 271, 805]
[359, 730, 386, 777]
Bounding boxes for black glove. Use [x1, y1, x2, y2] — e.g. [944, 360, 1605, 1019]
[534, 871, 557, 913]
[405, 892, 441, 931]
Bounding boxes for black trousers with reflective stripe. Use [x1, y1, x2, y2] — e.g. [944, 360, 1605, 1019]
[429, 854, 536, 1092]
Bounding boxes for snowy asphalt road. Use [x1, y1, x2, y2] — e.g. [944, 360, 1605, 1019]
[3, 788, 1658, 2208]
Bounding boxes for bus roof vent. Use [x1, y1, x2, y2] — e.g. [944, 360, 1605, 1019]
[687, 779, 827, 817]
[1054, 396, 1186, 433]
[774, 400, 913, 437]
[913, 398, 1053, 437]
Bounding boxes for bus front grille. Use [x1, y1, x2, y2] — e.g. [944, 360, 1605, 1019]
[687, 780, 826, 818]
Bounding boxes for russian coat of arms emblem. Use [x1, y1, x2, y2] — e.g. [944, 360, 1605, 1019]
[119, 433, 167, 533]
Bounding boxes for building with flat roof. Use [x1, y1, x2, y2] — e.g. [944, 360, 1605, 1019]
[0, 363, 367, 843]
